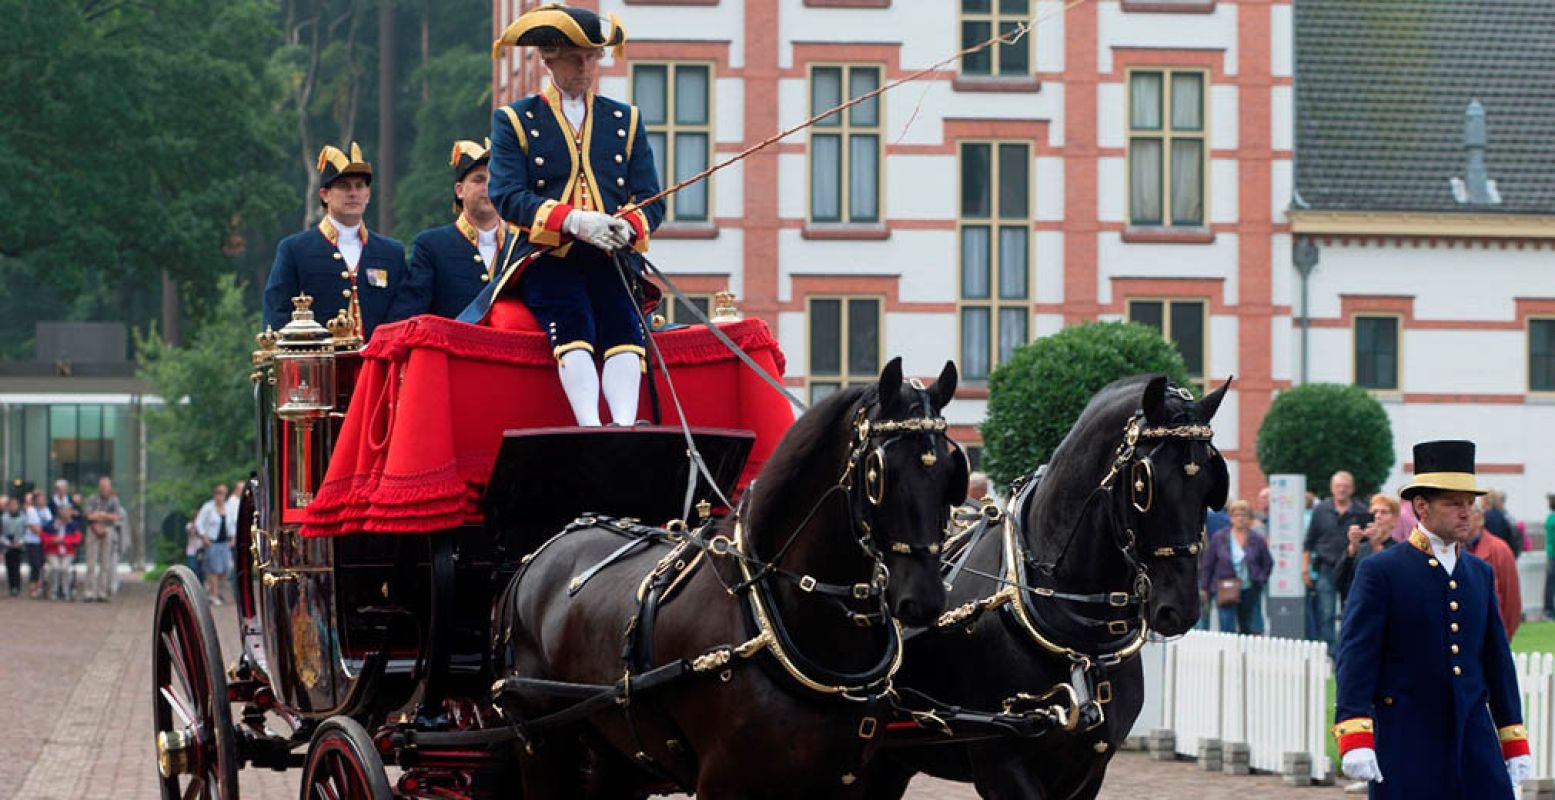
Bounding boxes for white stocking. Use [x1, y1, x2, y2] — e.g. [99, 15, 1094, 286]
[601, 351, 643, 425]
[558, 349, 601, 426]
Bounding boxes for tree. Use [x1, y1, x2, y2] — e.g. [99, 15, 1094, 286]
[981, 322, 1192, 488]
[1256, 383, 1394, 498]
[136, 278, 261, 526]
[394, 44, 492, 237]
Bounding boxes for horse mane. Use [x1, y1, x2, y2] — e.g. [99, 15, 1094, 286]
[738, 384, 870, 530]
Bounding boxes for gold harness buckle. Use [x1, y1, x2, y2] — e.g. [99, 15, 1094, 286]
[799, 575, 818, 592]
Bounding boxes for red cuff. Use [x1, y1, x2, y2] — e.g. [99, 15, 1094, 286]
[1503, 738, 1531, 759]
[544, 202, 574, 234]
[1333, 718, 1375, 754]
[1500, 724, 1531, 758]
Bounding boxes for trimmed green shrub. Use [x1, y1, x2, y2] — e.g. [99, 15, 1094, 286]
[1256, 383, 1393, 498]
[981, 321, 1192, 488]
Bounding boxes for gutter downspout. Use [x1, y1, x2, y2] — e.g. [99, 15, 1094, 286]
[1292, 235, 1318, 385]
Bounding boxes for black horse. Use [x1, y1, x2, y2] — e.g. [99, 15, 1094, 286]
[493, 358, 967, 798]
[866, 374, 1230, 800]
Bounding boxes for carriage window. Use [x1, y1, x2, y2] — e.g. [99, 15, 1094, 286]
[632, 62, 712, 223]
[1533, 319, 1555, 393]
[1127, 69, 1206, 227]
[960, 0, 1031, 77]
[807, 297, 882, 404]
[1354, 315, 1400, 391]
[959, 141, 1031, 382]
[1127, 298, 1207, 393]
[809, 64, 882, 224]
[663, 293, 713, 325]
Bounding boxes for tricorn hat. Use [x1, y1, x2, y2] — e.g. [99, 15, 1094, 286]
[317, 142, 373, 188]
[1400, 440, 1487, 500]
[450, 138, 491, 181]
[492, 3, 627, 60]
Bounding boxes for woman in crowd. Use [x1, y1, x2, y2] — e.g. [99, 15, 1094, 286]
[23, 491, 49, 598]
[1334, 493, 1399, 603]
[2, 496, 24, 596]
[41, 504, 82, 600]
[1200, 498, 1274, 634]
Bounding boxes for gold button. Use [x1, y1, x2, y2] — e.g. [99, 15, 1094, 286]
[473, 254, 483, 263]
[536, 179, 546, 188]
[534, 156, 545, 166]
[1449, 601, 1458, 611]
[1451, 644, 1460, 654]
[1451, 622, 1460, 632]
[340, 270, 350, 279]
[531, 129, 540, 137]
[1449, 580, 1457, 590]
[332, 252, 343, 260]
[616, 177, 625, 187]
[1382, 697, 1394, 706]
[1454, 666, 1462, 676]
[341, 289, 351, 298]
[525, 110, 534, 119]
[1428, 558, 1438, 567]
[617, 129, 626, 138]
[480, 274, 490, 282]
[615, 154, 624, 163]
[614, 109, 624, 118]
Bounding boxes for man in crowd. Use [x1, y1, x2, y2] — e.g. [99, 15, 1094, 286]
[1334, 440, 1531, 797]
[83, 476, 126, 602]
[1544, 493, 1555, 620]
[264, 143, 406, 342]
[1462, 504, 1522, 639]
[1303, 470, 1372, 651]
[1482, 489, 1521, 558]
[480, 4, 663, 426]
[195, 482, 238, 606]
[389, 139, 518, 320]
[47, 478, 72, 518]
[24, 490, 51, 598]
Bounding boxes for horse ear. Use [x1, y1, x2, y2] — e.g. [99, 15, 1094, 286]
[1142, 375, 1170, 425]
[877, 357, 904, 410]
[1199, 375, 1233, 421]
[928, 360, 958, 411]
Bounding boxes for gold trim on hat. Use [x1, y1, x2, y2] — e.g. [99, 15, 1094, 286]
[1407, 471, 1485, 495]
[492, 6, 627, 60]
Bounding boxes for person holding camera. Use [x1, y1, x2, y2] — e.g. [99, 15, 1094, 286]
[1303, 470, 1373, 651]
[1335, 493, 1399, 604]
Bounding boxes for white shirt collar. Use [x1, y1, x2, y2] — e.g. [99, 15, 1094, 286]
[329, 217, 361, 239]
[1419, 525, 1458, 574]
[476, 224, 498, 244]
[560, 90, 587, 131]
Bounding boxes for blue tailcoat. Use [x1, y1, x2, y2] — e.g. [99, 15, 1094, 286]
[457, 84, 663, 326]
[1334, 531, 1524, 799]
[263, 220, 406, 341]
[388, 217, 515, 320]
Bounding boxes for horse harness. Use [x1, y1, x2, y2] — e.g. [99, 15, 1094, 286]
[492, 386, 963, 788]
[919, 407, 1216, 738]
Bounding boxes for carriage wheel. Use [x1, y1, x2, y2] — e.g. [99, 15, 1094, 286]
[299, 716, 394, 800]
[153, 565, 241, 799]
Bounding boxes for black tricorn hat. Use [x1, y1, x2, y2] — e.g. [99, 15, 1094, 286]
[317, 142, 373, 188]
[492, 4, 627, 60]
[450, 138, 491, 181]
[1400, 440, 1486, 500]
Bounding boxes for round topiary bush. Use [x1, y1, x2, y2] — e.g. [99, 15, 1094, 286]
[980, 321, 1192, 488]
[1255, 383, 1393, 498]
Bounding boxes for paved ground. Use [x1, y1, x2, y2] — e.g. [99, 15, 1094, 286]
[1, 576, 1349, 799]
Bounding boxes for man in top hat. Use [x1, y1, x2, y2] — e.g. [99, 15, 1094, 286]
[476, 3, 663, 426]
[388, 139, 518, 320]
[1333, 440, 1532, 798]
[264, 143, 406, 341]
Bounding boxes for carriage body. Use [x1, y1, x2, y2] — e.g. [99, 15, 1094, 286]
[152, 296, 790, 798]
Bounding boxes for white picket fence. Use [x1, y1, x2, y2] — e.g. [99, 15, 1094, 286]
[1516, 652, 1555, 779]
[1152, 631, 1333, 781]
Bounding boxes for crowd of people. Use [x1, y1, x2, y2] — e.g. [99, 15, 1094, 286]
[0, 477, 126, 602]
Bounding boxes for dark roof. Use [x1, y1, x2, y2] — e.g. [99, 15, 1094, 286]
[1294, 0, 1555, 214]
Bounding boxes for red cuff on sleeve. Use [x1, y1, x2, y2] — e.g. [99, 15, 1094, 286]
[544, 202, 574, 234]
[1333, 718, 1375, 755]
[622, 210, 646, 242]
[1502, 738, 1531, 759]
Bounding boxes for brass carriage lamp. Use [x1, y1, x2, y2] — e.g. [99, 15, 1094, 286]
[274, 294, 336, 425]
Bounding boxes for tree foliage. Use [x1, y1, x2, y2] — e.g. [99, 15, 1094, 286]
[136, 279, 260, 516]
[1256, 383, 1394, 498]
[981, 322, 1192, 488]
[395, 44, 494, 237]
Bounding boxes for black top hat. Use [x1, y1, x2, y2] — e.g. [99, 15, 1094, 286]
[317, 142, 373, 188]
[1400, 440, 1486, 500]
[492, 4, 627, 60]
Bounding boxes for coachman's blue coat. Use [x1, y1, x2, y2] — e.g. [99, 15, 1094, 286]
[389, 216, 517, 320]
[263, 219, 406, 341]
[1334, 529, 1528, 799]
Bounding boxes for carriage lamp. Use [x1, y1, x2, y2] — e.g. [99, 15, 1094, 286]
[274, 295, 336, 422]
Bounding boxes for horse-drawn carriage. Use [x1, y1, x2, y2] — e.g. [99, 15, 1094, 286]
[151, 290, 1229, 799]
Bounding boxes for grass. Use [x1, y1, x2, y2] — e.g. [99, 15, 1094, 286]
[1319, 619, 1555, 773]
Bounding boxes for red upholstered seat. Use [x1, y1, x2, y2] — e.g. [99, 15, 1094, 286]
[487, 296, 541, 332]
[301, 315, 793, 537]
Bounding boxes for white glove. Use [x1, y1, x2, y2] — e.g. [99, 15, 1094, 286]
[564, 210, 630, 252]
[1341, 748, 1383, 783]
[1507, 754, 1533, 785]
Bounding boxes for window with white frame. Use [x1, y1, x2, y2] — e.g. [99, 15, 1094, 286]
[808, 297, 882, 404]
[632, 62, 712, 222]
[1128, 298, 1207, 393]
[1127, 69, 1206, 227]
[959, 141, 1031, 382]
[663, 293, 713, 325]
[809, 65, 881, 224]
[960, 0, 1031, 77]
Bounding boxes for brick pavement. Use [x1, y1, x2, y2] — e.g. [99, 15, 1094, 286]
[0, 578, 1350, 799]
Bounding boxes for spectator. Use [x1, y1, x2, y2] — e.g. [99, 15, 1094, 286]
[2, 496, 24, 596]
[1544, 493, 1555, 620]
[1253, 486, 1271, 534]
[83, 476, 126, 602]
[1482, 489, 1521, 558]
[1200, 499, 1274, 634]
[1391, 492, 1417, 543]
[1303, 470, 1371, 651]
[46, 478, 72, 518]
[195, 482, 237, 606]
[1336, 494, 1399, 603]
[1462, 505, 1522, 639]
[41, 505, 82, 600]
[23, 491, 51, 598]
[966, 471, 991, 506]
[185, 520, 206, 583]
